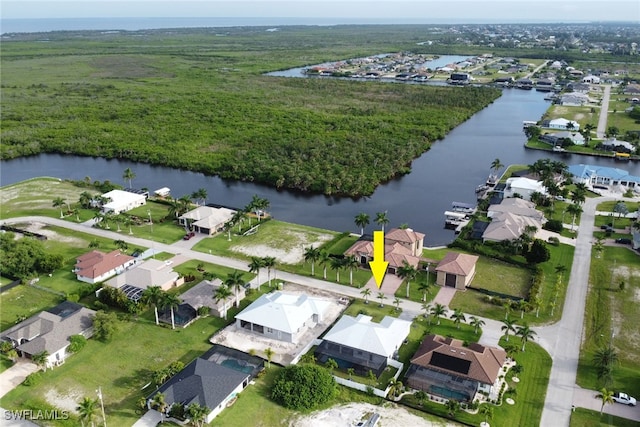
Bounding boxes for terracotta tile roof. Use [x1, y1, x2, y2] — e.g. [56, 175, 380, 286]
[76, 250, 134, 280]
[410, 334, 506, 385]
[385, 228, 425, 244]
[435, 252, 479, 276]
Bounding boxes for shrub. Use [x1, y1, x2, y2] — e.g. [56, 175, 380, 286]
[543, 219, 563, 233]
[23, 372, 42, 386]
[547, 236, 560, 246]
[68, 335, 87, 353]
[271, 365, 337, 410]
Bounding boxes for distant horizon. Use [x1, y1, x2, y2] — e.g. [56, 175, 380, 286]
[2, 16, 638, 35]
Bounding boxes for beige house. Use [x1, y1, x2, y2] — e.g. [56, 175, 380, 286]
[435, 252, 479, 289]
[180, 279, 246, 318]
[345, 228, 430, 275]
[106, 259, 184, 301]
[178, 206, 235, 235]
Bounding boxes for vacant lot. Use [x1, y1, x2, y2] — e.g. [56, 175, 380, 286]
[0, 178, 86, 219]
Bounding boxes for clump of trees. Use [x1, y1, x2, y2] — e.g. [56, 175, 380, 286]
[271, 364, 337, 410]
[0, 232, 64, 281]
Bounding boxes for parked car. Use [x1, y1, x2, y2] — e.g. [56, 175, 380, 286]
[183, 231, 195, 240]
[615, 238, 632, 245]
[131, 250, 141, 257]
[612, 392, 636, 406]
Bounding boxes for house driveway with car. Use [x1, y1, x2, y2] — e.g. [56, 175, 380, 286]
[572, 386, 640, 421]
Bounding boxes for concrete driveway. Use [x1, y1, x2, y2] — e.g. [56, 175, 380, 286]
[573, 386, 640, 421]
[0, 361, 39, 399]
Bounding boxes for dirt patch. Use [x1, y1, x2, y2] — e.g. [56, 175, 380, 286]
[231, 231, 333, 264]
[291, 402, 459, 427]
[210, 283, 347, 365]
[18, 221, 86, 246]
[45, 387, 83, 414]
[574, 113, 585, 121]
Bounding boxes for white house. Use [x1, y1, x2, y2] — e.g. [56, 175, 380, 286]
[0, 301, 95, 369]
[178, 206, 236, 235]
[235, 292, 331, 344]
[503, 177, 546, 200]
[546, 118, 580, 131]
[582, 75, 601, 84]
[101, 189, 146, 214]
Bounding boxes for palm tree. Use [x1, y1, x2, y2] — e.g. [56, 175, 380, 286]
[347, 367, 355, 380]
[501, 318, 516, 342]
[515, 323, 537, 351]
[330, 257, 344, 282]
[262, 256, 276, 287]
[303, 247, 320, 276]
[32, 350, 49, 371]
[191, 188, 207, 206]
[354, 212, 370, 235]
[598, 388, 615, 414]
[393, 297, 402, 311]
[248, 257, 264, 289]
[566, 203, 583, 231]
[230, 210, 245, 233]
[375, 211, 390, 233]
[450, 308, 466, 329]
[431, 303, 446, 326]
[344, 255, 359, 286]
[490, 158, 503, 174]
[141, 286, 163, 325]
[325, 358, 338, 372]
[123, 168, 136, 188]
[360, 287, 372, 304]
[264, 347, 274, 368]
[213, 284, 233, 320]
[224, 270, 245, 308]
[417, 280, 431, 302]
[445, 399, 460, 417]
[77, 397, 98, 427]
[152, 392, 168, 418]
[387, 378, 404, 399]
[377, 292, 386, 307]
[480, 405, 493, 425]
[516, 299, 529, 319]
[469, 316, 486, 334]
[612, 201, 629, 228]
[78, 191, 94, 209]
[397, 261, 417, 298]
[593, 347, 618, 386]
[318, 250, 330, 280]
[52, 197, 66, 218]
[187, 403, 209, 427]
[161, 293, 181, 330]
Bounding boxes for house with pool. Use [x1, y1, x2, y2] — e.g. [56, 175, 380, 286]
[405, 334, 506, 402]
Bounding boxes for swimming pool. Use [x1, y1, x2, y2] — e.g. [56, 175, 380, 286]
[221, 359, 254, 374]
[429, 385, 469, 401]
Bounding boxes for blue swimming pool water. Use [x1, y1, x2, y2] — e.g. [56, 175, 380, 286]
[221, 359, 254, 374]
[429, 385, 469, 401]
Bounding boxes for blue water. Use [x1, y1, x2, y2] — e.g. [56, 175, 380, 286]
[221, 358, 254, 374]
[430, 385, 470, 401]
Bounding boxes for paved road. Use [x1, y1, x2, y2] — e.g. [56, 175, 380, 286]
[596, 85, 611, 139]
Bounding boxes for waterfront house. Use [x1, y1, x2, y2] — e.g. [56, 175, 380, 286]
[1, 301, 95, 369]
[75, 250, 136, 284]
[314, 314, 411, 377]
[405, 334, 506, 402]
[235, 291, 331, 344]
[434, 252, 479, 290]
[105, 259, 184, 301]
[345, 228, 430, 275]
[503, 177, 547, 201]
[544, 118, 580, 131]
[178, 206, 235, 235]
[568, 164, 640, 190]
[599, 138, 636, 154]
[100, 189, 146, 214]
[540, 131, 585, 146]
[482, 198, 544, 243]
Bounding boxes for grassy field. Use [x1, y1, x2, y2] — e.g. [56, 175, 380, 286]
[450, 244, 575, 324]
[570, 407, 639, 427]
[577, 246, 640, 397]
[0, 178, 87, 220]
[0, 285, 64, 331]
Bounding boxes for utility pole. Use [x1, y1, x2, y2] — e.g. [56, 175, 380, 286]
[97, 386, 107, 427]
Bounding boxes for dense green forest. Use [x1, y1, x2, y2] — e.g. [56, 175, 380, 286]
[1, 26, 502, 196]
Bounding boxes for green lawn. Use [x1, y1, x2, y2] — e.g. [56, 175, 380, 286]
[341, 298, 403, 323]
[450, 244, 575, 325]
[577, 246, 640, 397]
[570, 407, 639, 427]
[0, 285, 64, 331]
[173, 259, 255, 288]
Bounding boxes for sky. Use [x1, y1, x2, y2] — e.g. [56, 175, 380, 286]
[2, 0, 639, 23]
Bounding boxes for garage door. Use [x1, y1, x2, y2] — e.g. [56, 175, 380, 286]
[445, 273, 457, 287]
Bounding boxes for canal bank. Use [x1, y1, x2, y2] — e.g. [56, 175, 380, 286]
[2, 90, 638, 246]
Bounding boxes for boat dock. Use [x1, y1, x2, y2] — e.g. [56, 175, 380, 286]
[444, 202, 476, 232]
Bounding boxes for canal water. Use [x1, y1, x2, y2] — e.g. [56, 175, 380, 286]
[1, 90, 637, 246]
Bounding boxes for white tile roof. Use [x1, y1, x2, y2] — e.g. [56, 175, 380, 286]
[235, 292, 331, 334]
[322, 314, 411, 357]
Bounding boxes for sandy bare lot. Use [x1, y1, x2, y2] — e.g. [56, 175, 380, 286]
[45, 387, 83, 414]
[231, 230, 334, 264]
[291, 402, 461, 427]
[210, 283, 348, 365]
